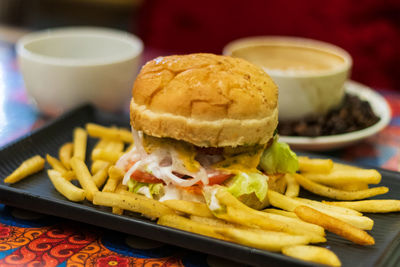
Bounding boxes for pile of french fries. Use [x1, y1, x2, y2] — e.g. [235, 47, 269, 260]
[3, 123, 400, 267]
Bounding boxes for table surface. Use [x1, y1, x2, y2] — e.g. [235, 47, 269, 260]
[1, 34, 400, 267]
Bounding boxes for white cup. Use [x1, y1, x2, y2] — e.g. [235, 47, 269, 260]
[223, 36, 352, 121]
[17, 27, 143, 116]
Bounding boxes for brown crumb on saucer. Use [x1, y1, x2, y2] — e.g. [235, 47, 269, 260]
[278, 94, 380, 137]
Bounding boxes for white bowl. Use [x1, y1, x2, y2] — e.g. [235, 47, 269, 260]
[17, 27, 143, 116]
[223, 36, 352, 121]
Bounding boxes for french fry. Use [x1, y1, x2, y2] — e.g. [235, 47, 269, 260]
[112, 184, 128, 215]
[302, 165, 381, 186]
[46, 154, 68, 173]
[91, 139, 124, 160]
[268, 190, 308, 211]
[62, 171, 76, 181]
[73, 128, 87, 161]
[102, 178, 119, 193]
[332, 182, 369, 191]
[93, 139, 110, 150]
[46, 154, 74, 179]
[4, 155, 45, 183]
[93, 191, 174, 219]
[112, 207, 123, 215]
[268, 191, 373, 230]
[216, 228, 310, 252]
[70, 157, 98, 201]
[92, 162, 111, 188]
[47, 170, 85, 202]
[263, 208, 298, 218]
[116, 184, 128, 192]
[323, 200, 400, 213]
[46, 154, 76, 181]
[298, 157, 333, 173]
[212, 188, 325, 242]
[264, 213, 326, 240]
[91, 139, 110, 174]
[59, 142, 73, 169]
[159, 213, 311, 251]
[91, 148, 123, 163]
[219, 206, 326, 243]
[102, 166, 124, 192]
[284, 173, 300, 197]
[108, 165, 124, 181]
[294, 197, 362, 216]
[293, 173, 388, 200]
[105, 140, 124, 153]
[216, 189, 325, 236]
[190, 215, 298, 235]
[91, 139, 124, 172]
[282, 245, 341, 267]
[294, 206, 375, 245]
[190, 215, 238, 228]
[91, 160, 110, 175]
[86, 123, 133, 143]
[163, 200, 214, 218]
[295, 206, 373, 231]
[334, 162, 364, 170]
[158, 214, 227, 240]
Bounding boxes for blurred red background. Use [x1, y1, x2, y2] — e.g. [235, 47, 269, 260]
[1, 0, 399, 91]
[138, 0, 400, 91]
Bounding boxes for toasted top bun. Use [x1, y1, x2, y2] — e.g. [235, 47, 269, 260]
[131, 53, 278, 147]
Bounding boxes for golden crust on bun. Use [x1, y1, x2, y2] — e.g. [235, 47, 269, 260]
[130, 53, 278, 147]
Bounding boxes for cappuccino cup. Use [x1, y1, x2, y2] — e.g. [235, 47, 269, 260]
[223, 36, 352, 121]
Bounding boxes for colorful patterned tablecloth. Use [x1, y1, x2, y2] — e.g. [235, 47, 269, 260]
[0, 40, 400, 267]
[0, 204, 218, 266]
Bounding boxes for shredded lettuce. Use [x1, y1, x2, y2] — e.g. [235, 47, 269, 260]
[227, 172, 269, 202]
[127, 179, 163, 198]
[128, 179, 144, 193]
[149, 183, 163, 196]
[259, 138, 299, 174]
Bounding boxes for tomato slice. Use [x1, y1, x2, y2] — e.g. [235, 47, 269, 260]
[207, 173, 233, 185]
[179, 184, 203, 195]
[126, 160, 162, 183]
[179, 173, 233, 195]
[131, 170, 163, 184]
[127, 153, 233, 188]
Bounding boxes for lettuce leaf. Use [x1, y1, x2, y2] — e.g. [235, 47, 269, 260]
[127, 179, 163, 198]
[227, 172, 269, 202]
[259, 138, 299, 174]
[128, 179, 145, 193]
[149, 183, 163, 196]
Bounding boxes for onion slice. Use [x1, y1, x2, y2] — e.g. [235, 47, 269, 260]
[121, 131, 213, 187]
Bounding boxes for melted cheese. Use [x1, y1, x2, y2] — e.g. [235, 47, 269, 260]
[142, 134, 200, 172]
[213, 146, 264, 174]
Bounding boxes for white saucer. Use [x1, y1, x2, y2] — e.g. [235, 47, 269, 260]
[279, 80, 392, 151]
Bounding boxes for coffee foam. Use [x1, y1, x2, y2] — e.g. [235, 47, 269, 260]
[231, 45, 346, 74]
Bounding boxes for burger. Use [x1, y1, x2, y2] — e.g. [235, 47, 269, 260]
[116, 53, 298, 210]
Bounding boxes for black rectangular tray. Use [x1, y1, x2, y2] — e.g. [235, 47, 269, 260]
[1, 105, 400, 267]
